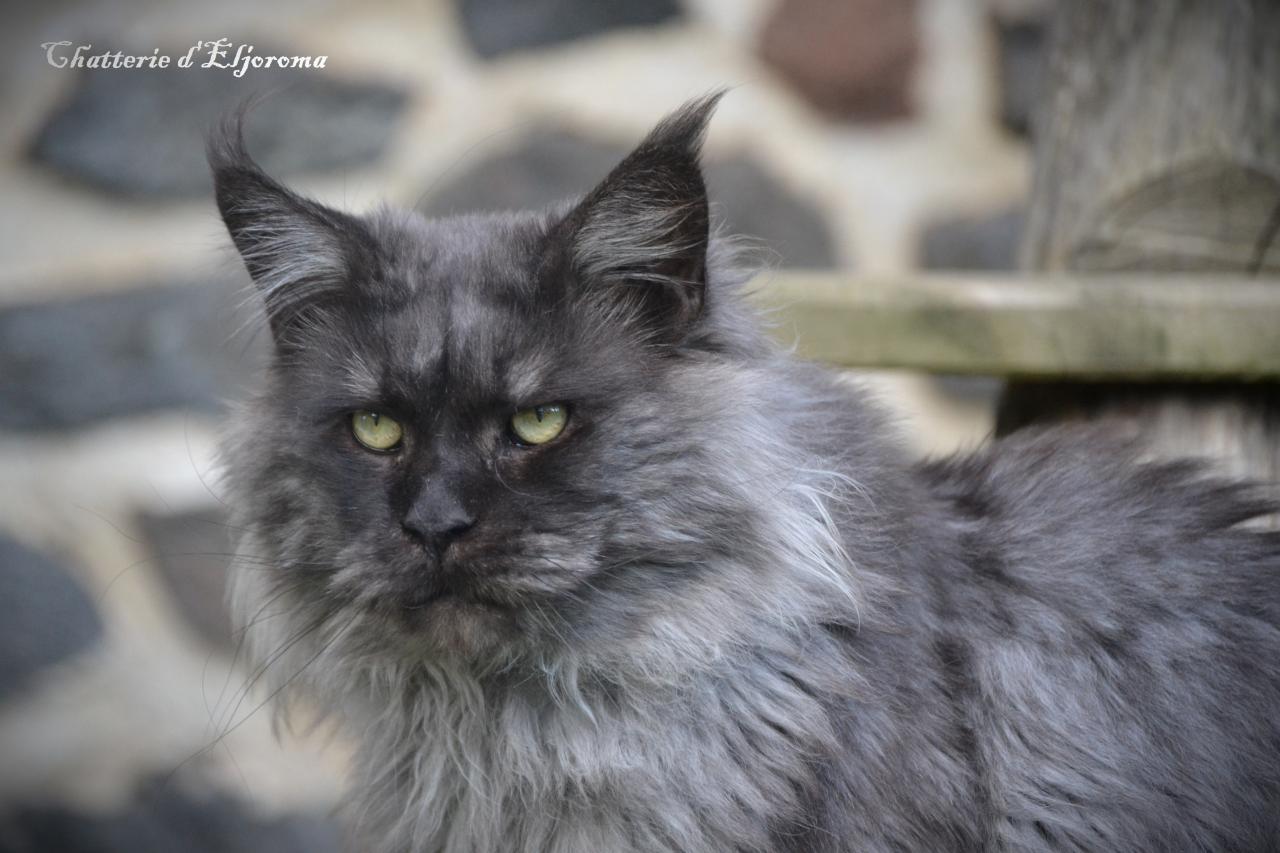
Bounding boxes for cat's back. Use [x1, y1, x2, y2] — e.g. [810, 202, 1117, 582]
[919, 424, 1280, 629]
[914, 425, 1280, 850]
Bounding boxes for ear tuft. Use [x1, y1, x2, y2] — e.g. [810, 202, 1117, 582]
[564, 92, 725, 341]
[208, 105, 373, 342]
[635, 90, 724, 161]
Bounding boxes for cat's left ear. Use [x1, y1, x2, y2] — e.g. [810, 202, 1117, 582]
[559, 92, 723, 342]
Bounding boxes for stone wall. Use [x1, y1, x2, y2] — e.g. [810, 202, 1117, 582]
[0, 0, 1044, 846]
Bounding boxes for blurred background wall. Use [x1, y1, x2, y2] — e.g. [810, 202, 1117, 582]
[0, 0, 1043, 848]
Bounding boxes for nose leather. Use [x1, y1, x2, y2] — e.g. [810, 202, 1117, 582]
[402, 478, 475, 552]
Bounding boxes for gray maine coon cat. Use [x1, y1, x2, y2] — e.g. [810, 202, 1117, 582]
[210, 95, 1280, 852]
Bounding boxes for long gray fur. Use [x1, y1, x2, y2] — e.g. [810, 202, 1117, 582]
[210, 96, 1280, 852]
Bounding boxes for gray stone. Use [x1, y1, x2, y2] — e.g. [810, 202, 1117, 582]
[705, 156, 839, 269]
[30, 45, 408, 197]
[0, 778, 341, 852]
[0, 278, 268, 431]
[419, 127, 838, 268]
[995, 17, 1047, 137]
[420, 126, 629, 217]
[137, 511, 235, 650]
[931, 374, 1004, 404]
[457, 0, 681, 59]
[0, 535, 103, 703]
[920, 206, 1026, 271]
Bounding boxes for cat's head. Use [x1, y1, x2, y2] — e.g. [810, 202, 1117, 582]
[213, 96, 852, 678]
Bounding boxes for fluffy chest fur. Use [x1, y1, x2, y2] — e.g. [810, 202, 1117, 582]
[343, 660, 834, 852]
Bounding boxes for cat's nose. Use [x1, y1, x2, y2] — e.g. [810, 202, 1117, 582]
[402, 487, 475, 552]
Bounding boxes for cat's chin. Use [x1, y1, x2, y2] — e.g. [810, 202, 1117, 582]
[394, 593, 523, 661]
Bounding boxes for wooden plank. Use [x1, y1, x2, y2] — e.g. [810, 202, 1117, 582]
[751, 273, 1280, 379]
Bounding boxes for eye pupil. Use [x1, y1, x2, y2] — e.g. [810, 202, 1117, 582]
[511, 403, 567, 446]
[352, 410, 403, 452]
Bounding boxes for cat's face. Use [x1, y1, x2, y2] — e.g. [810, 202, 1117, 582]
[216, 96, 780, 665]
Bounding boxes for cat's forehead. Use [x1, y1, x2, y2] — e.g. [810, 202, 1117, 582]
[347, 212, 562, 404]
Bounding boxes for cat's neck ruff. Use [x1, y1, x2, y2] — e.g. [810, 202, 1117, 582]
[337, 598, 850, 852]
[230, 459, 874, 852]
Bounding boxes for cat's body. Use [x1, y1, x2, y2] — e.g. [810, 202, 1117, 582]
[213, 97, 1280, 852]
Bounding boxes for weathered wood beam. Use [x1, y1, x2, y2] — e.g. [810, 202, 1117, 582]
[752, 273, 1280, 379]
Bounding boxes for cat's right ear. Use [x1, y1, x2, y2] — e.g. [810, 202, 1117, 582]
[208, 111, 374, 343]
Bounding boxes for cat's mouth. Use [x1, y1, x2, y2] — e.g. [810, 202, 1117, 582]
[398, 584, 506, 612]
[388, 575, 522, 659]
[395, 567, 509, 612]
[372, 547, 563, 654]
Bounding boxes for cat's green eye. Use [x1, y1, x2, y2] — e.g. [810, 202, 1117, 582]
[510, 404, 568, 446]
[351, 410, 403, 452]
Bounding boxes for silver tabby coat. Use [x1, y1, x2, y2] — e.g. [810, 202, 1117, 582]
[212, 96, 1280, 851]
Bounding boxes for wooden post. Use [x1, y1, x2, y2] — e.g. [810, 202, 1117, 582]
[996, 0, 1280, 484]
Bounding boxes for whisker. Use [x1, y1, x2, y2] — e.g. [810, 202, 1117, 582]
[211, 611, 328, 739]
[203, 576, 313, 735]
[160, 612, 343, 796]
